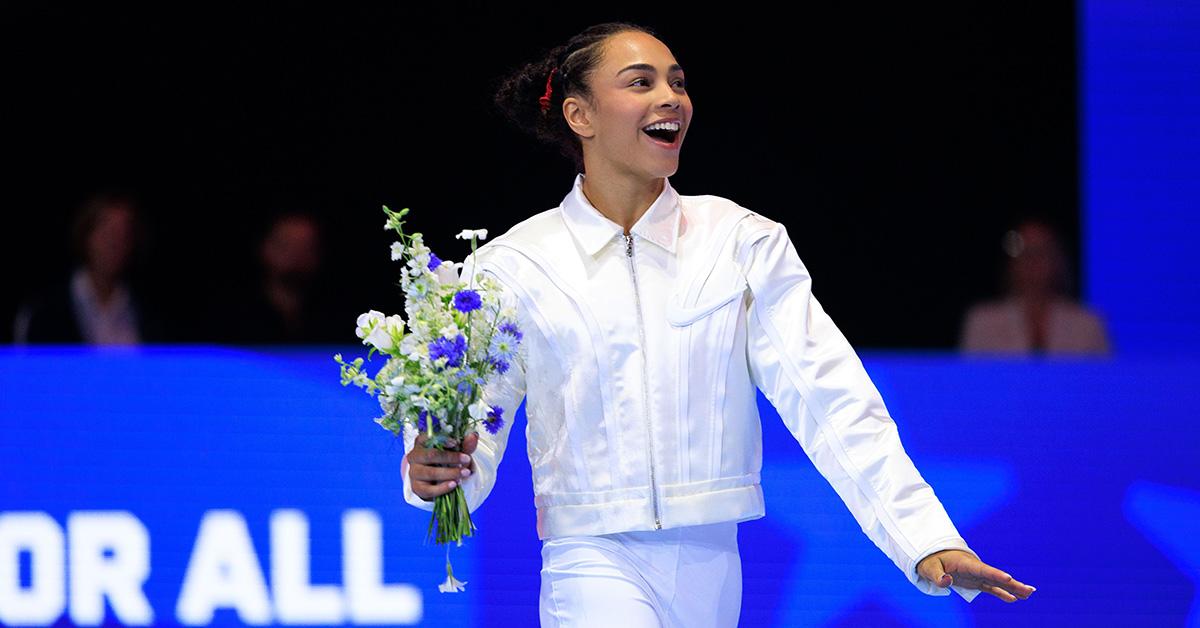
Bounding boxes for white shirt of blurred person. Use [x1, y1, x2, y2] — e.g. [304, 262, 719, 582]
[960, 220, 1111, 355]
[14, 198, 141, 345]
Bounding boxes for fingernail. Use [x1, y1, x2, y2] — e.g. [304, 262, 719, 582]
[459, 454, 470, 464]
[460, 468, 471, 477]
[1029, 586, 1037, 591]
[448, 481, 457, 488]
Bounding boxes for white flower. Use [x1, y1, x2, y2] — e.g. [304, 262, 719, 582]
[404, 273, 435, 300]
[355, 311, 402, 352]
[365, 326, 394, 352]
[399, 334, 423, 360]
[468, 397, 491, 421]
[390, 242, 405, 261]
[439, 322, 461, 340]
[355, 310, 385, 340]
[406, 252, 432, 276]
[454, 228, 488, 241]
[433, 260, 460, 285]
[438, 571, 467, 593]
[384, 314, 406, 337]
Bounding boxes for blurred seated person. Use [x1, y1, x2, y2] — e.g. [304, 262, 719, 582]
[14, 190, 162, 345]
[960, 218, 1111, 355]
[222, 211, 344, 344]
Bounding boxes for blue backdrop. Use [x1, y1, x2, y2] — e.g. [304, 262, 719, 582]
[2, 346, 1197, 626]
[1082, 0, 1200, 356]
[4, 1, 1200, 625]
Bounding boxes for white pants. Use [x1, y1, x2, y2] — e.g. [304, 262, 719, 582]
[538, 520, 742, 627]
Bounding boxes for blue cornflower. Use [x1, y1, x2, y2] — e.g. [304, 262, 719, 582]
[484, 405, 505, 434]
[498, 321, 523, 341]
[489, 328, 520, 362]
[453, 289, 482, 313]
[428, 334, 467, 368]
[427, 252, 442, 272]
[489, 355, 510, 375]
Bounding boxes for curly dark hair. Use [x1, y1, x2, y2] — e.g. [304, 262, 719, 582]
[492, 22, 659, 171]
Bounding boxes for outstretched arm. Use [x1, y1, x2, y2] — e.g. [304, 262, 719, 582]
[741, 218, 1034, 602]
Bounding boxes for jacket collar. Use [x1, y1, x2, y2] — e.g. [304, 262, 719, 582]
[561, 172, 682, 256]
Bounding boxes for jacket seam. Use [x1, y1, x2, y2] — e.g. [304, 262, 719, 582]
[680, 211, 758, 306]
[486, 241, 628, 491]
[748, 225, 922, 565]
[537, 478, 761, 508]
[478, 261, 595, 494]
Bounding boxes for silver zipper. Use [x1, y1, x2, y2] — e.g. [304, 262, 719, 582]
[623, 232, 662, 530]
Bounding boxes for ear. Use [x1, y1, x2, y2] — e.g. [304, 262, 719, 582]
[562, 96, 595, 139]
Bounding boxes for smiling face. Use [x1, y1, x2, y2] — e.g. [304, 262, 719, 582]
[563, 30, 693, 181]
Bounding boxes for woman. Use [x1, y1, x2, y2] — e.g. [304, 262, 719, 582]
[960, 217, 1112, 354]
[402, 22, 1035, 626]
[14, 191, 162, 345]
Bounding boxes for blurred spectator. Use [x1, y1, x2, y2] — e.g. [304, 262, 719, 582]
[222, 211, 345, 344]
[13, 191, 162, 345]
[960, 218, 1111, 355]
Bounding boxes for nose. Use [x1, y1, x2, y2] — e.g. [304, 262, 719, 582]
[656, 83, 682, 109]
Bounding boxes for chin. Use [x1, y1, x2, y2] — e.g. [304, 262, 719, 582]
[652, 161, 681, 179]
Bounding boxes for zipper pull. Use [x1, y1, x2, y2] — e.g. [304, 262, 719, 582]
[625, 233, 633, 257]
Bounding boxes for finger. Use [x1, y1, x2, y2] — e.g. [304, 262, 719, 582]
[412, 463, 472, 483]
[419, 448, 470, 467]
[462, 432, 479, 455]
[999, 578, 1036, 599]
[961, 559, 1013, 585]
[981, 583, 1018, 603]
[414, 478, 458, 501]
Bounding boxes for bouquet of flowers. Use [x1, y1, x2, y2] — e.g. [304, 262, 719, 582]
[334, 205, 523, 593]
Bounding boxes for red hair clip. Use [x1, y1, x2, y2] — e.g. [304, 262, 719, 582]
[539, 66, 558, 113]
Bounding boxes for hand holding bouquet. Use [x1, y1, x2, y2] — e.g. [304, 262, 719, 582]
[334, 206, 523, 592]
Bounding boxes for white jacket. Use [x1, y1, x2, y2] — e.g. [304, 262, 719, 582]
[403, 172, 982, 601]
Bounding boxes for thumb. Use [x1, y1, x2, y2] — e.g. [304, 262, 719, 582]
[461, 431, 480, 455]
[935, 565, 953, 588]
[923, 557, 953, 588]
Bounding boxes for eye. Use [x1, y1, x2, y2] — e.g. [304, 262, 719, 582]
[630, 77, 688, 89]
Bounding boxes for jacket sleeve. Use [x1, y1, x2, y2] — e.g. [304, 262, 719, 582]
[741, 220, 983, 602]
[400, 254, 529, 515]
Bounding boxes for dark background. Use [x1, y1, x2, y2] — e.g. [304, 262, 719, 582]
[1, 4, 1077, 348]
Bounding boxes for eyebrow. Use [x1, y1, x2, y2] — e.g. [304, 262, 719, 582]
[617, 63, 684, 76]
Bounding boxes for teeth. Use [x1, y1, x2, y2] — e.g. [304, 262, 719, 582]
[643, 121, 680, 132]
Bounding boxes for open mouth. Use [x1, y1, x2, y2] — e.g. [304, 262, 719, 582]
[643, 127, 680, 144]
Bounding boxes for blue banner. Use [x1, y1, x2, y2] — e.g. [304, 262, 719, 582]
[2, 346, 1196, 626]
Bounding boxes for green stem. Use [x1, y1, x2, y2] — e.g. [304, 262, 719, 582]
[426, 484, 476, 546]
